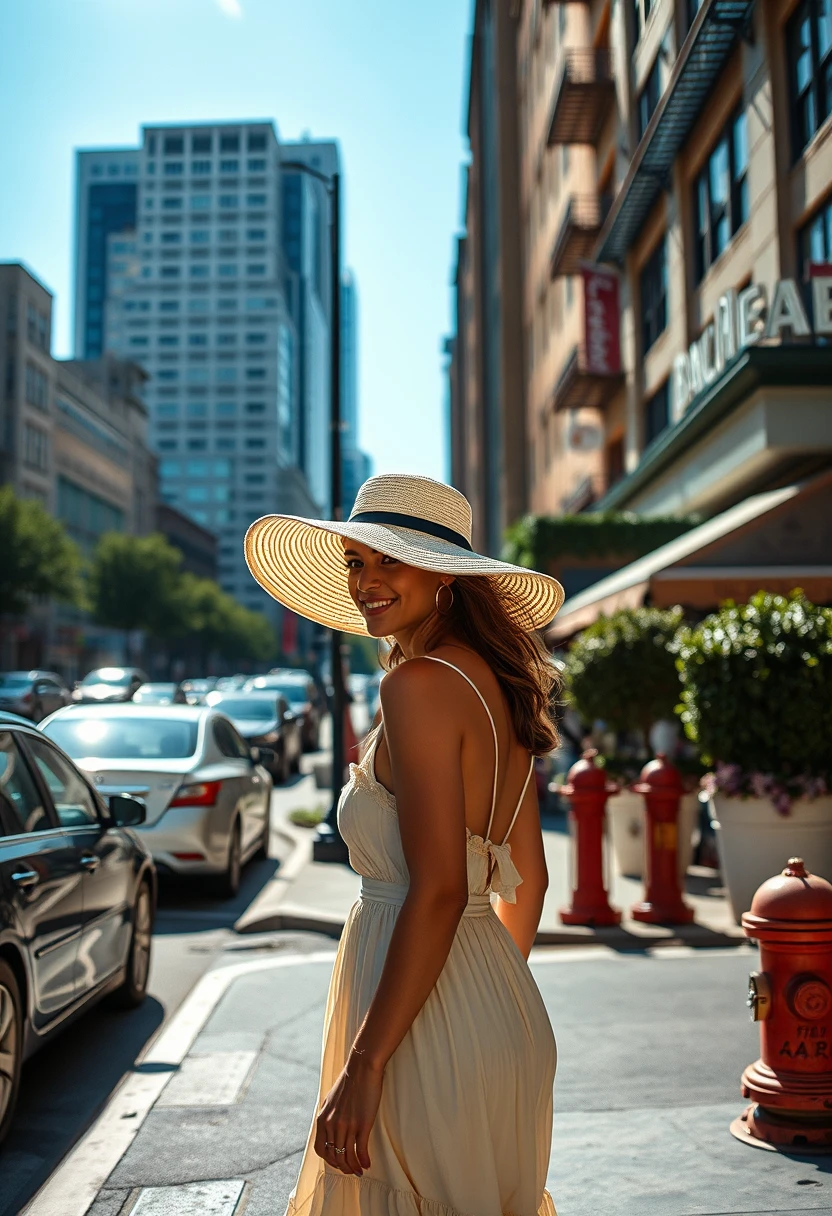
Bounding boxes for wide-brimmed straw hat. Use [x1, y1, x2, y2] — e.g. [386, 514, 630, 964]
[244, 473, 564, 635]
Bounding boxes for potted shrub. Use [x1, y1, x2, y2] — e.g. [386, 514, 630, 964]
[674, 590, 832, 921]
[564, 607, 697, 880]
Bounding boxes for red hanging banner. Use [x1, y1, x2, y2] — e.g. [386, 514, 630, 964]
[581, 264, 621, 375]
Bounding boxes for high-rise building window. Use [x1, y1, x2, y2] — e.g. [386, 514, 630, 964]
[164, 161, 183, 175]
[788, 0, 832, 160]
[192, 160, 212, 175]
[220, 135, 240, 152]
[163, 137, 184, 155]
[637, 57, 661, 139]
[247, 158, 266, 171]
[248, 133, 267, 151]
[23, 422, 48, 470]
[693, 109, 749, 281]
[220, 159, 239, 173]
[192, 135, 212, 153]
[644, 380, 670, 446]
[25, 362, 49, 409]
[798, 196, 832, 277]
[640, 237, 668, 354]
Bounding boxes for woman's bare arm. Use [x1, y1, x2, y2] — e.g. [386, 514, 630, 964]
[351, 659, 470, 1070]
[495, 777, 548, 957]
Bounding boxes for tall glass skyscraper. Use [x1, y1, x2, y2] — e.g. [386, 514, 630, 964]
[73, 122, 319, 621]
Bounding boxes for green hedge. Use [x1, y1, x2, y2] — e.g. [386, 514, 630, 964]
[673, 590, 832, 786]
[502, 511, 700, 570]
[564, 606, 685, 739]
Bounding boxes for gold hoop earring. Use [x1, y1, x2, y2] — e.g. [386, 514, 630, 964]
[435, 582, 454, 614]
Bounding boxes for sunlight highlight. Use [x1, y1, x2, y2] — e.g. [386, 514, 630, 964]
[215, 0, 243, 17]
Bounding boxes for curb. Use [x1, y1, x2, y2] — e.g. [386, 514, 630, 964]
[20, 952, 337, 1216]
[233, 820, 314, 935]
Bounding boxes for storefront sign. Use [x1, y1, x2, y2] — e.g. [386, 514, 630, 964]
[582, 264, 621, 375]
[671, 272, 832, 419]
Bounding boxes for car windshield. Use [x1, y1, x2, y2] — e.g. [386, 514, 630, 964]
[0, 674, 31, 689]
[216, 698, 276, 720]
[137, 685, 174, 694]
[81, 668, 132, 687]
[44, 717, 198, 760]
[249, 678, 306, 700]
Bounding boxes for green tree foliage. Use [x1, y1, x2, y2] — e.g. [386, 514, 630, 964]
[502, 511, 700, 570]
[564, 606, 685, 739]
[89, 533, 277, 664]
[673, 590, 832, 779]
[179, 575, 276, 664]
[0, 486, 83, 616]
[88, 532, 186, 638]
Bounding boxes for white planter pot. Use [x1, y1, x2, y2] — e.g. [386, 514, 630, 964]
[608, 789, 699, 883]
[607, 790, 645, 878]
[709, 793, 832, 924]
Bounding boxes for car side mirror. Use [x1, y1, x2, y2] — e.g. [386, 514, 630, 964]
[108, 793, 146, 827]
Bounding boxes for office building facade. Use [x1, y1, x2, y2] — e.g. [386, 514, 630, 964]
[74, 121, 319, 620]
[450, 0, 832, 597]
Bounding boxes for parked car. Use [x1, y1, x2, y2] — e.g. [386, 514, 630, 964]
[0, 671, 72, 722]
[73, 667, 148, 705]
[40, 705, 273, 899]
[0, 711, 155, 1146]
[206, 692, 301, 783]
[133, 682, 188, 706]
[181, 678, 218, 706]
[244, 670, 324, 751]
[213, 674, 248, 692]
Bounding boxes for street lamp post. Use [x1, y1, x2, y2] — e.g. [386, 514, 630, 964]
[281, 161, 349, 864]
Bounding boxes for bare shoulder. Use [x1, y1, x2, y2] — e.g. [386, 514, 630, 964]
[379, 658, 465, 716]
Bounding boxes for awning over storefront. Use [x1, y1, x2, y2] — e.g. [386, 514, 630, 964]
[547, 470, 832, 642]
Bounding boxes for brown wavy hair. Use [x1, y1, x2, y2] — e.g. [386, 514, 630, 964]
[381, 575, 561, 755]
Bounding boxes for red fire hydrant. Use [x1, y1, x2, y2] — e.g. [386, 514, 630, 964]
[731, 857, 832, 1152]
[560, 750, 621, 927]
[630, 754, 693, 925]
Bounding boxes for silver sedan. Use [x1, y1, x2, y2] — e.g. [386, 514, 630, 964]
[39, 705, 273, 898]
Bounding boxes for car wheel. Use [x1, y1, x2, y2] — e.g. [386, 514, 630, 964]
[0, 959, 23, 1148]
[215, 819, 242, 899]
[111, 880, 153, 1010]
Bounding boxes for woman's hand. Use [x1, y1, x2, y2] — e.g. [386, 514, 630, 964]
[313, 1053, 383, 1176]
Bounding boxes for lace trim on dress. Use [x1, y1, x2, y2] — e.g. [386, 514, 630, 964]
[349, 760, 397, 816]
[286, 1169, 558, 1216]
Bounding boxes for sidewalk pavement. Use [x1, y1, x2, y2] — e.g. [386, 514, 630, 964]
[34, 944, 832, 1216]
[235, 773, 745, 950]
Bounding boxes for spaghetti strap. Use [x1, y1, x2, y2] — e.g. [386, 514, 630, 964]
[502, 753, 535, 845]
[422, 656, 499, 838]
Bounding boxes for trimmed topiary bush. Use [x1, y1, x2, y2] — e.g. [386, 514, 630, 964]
[673, 589, 832, 813]
[564, 606, 685, 742]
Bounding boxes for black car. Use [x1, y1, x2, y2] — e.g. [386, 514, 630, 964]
[245, 670, 324, 751]
[0, 671, 72, 722]
[0, 712, 156, 1145]
[207, 692, 302, 783]
[73, 667, 149, 706]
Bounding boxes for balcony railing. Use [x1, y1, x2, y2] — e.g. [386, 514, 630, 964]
[596, 0, 754, 263]
[549, 194, 613, 278]
[553, 343, 624, 413]
[546, 49, 616, 146]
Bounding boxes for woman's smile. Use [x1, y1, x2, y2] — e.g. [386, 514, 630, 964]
[361, 596, 398, 618]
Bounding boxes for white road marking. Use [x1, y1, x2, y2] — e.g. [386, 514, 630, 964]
[130, 1179, 245, 1215]
[21, 952, 336, 1216]
[155, 1050, 257, 1107]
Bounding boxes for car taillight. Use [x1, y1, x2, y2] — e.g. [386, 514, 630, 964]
[170, 780, 222, 807]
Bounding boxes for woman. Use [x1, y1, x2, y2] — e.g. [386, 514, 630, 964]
[245, 473, 564, 1216]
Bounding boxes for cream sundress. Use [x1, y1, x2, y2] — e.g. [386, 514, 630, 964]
[285, 657, 557, 1216]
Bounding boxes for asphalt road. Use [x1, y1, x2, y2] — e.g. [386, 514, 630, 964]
[0, 772, 316, 1216]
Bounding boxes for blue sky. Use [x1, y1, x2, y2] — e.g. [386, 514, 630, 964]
[0, 0, 470, 481]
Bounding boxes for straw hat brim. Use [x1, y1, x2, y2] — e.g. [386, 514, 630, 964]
[244, 515, 564, 635]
